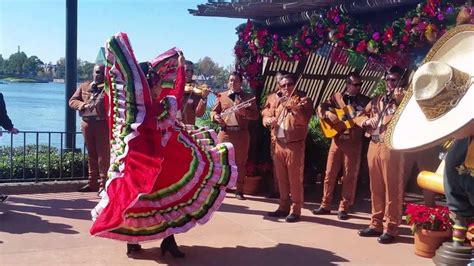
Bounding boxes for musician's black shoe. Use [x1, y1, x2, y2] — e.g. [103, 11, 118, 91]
[358, 227, 383, 237]
[337, 211, 349, 220]
[78, 184, 96, 192]
[312, 207, 330, 215]
[285, 214, 300, 223]
[235, 193, 246, 200]
[267, 209, 290, 218]
[377, 233, 396, 244]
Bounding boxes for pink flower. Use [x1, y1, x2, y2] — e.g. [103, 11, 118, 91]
[305, 38, 312, 45]
[372, 32, 381, 41]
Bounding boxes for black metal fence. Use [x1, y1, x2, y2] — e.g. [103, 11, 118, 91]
[0, 131, 88, 183]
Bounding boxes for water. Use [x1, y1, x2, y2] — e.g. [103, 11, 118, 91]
[0, 81, 83, 148]
[0, 81, 217, 148]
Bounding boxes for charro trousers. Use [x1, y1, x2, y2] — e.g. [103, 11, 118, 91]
[81, 120, 110, 190]
[218, 130, 250, 193]
[321, 139, 361, 211]
[273, 140, 305, 216]
[367, 141, 405, 236]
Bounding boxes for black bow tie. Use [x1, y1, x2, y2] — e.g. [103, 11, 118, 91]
[229, 92, 241, 101]
[89, 84, 102, 93]
[343, 94, 356, 104]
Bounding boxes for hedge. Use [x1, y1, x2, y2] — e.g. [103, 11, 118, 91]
[0, 145, 87, 181]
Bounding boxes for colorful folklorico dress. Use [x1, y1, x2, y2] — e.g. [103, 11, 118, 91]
[90, 32, 237, 243]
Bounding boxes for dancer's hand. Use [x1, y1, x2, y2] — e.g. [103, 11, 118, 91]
[177, 51, 185, 67]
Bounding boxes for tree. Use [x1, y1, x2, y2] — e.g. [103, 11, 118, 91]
[0, 55, 4, 75]
[195, 57, 220, 83]
[55, 58, 65, 79]
[214, 64, 231, 91]
[78, 60, 94, 81]
[195, 57, 231, 90]
[23, 55, 43, 77]
[6, 52, 28, 76]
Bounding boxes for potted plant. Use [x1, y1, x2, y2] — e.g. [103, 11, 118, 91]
[244, 160, 272, 195]
[405, 203, 453, 258]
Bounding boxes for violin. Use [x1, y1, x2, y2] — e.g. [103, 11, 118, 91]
[184, 83, 220, 97]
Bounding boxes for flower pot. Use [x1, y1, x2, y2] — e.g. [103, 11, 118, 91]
[414, 228, 451, 258]
[243, 175, 262, 195]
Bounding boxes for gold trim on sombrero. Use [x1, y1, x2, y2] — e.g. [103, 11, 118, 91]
[383, 24, 474, 148]
[415, 66, 471, 120]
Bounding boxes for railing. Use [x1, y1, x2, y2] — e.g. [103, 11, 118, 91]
[0, 131, 88, 183]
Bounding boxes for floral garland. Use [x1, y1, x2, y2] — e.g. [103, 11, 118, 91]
[234, 0, 474, 90]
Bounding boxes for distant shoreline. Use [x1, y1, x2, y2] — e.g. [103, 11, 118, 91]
[1, 77, 48, 83]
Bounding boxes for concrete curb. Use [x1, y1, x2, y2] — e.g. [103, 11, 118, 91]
[0, 180, 88, 194]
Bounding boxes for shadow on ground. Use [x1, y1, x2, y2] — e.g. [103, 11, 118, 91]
[127, 243, 348, 266]
[0, 210, 78, 234]
[0, 195, 97, 234]
[5, 196, 96, 220]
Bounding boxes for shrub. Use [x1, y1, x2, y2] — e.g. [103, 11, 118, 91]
[0, 145, 87, 181]
[305, 116, 331, 180]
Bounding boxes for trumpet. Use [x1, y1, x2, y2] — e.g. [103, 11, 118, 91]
[220, 97, 256, 117]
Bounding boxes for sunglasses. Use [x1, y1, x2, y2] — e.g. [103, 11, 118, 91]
[280, 83, 294, 88]
[350, 83, 362, 86]
[386, 78, 400, 82]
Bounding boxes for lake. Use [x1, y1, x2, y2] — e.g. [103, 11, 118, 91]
[0, 81, 84, 148]
[0, 81, 217, 148]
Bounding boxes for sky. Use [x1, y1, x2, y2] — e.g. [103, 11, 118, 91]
[0, 0, 246, 68]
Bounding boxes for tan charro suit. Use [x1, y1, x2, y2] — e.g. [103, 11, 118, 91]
[261, 90, 313, 215]
[318, 92, 370, 212]
[210, 90, 259, 194]
[69, 82, 110, 190]
[354, 93, 405, 236]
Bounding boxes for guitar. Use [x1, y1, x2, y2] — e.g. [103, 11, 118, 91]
[319, 105, 356, 138]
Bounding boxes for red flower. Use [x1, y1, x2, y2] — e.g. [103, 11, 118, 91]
[356, 40, 367, 53]
[327, 8, 339, 21]
[423, 4, 436, 17]
[405, 203, 452, 234]
[383, 27, 394, 42]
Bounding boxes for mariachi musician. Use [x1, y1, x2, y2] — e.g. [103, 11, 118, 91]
[354, 65, 406, 244]
[313, 72, 370, 220]
[261, 73, 313, 223]
[178, 60, 209, 125]
[210, 71, 259, 200]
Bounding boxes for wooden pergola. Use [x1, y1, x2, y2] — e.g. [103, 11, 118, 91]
[189, 1, 424, 107]
[189, 0, 423, 26]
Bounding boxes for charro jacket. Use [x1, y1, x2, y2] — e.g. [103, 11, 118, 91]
[319, 91, 370, 140]
[210, 89, 259, 130]
[261, 90, 313, 143]
[69, 82, 107, 120]
[181, 81, 207, 125]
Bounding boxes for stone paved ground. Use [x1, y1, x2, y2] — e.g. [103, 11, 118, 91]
[0, 191, 434, 266]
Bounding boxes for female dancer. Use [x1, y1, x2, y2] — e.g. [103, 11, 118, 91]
[90, 32, 237, 257]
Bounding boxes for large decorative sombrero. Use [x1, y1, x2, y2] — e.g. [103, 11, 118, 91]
[385, 24, 474, 151]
